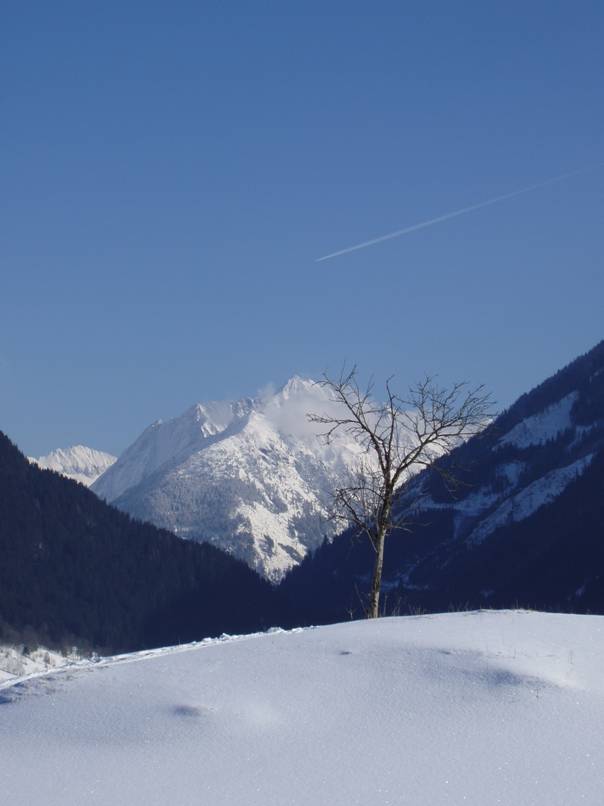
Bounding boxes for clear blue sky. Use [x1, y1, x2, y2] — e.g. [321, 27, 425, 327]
[2, 1, 603, 456]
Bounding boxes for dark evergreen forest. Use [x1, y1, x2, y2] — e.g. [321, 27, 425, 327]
[0, 432, 287, 653]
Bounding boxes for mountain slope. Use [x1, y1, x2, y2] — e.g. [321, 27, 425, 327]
[2, 611, 604, 806]
[93, 378, 363, 580]
[30, 445, 116, 486]
[283, 340, 604, 621]
[0, 432, 282, 653]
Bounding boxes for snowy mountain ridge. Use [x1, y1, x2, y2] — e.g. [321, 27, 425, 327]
[285, 340, 604, 620]
[92, 377, 366, 580]
[30, 445, 117, 486]
[385, 359, 604, 596]
[406, 389, 600, 548]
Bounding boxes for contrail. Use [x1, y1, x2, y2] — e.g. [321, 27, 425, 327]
[316, 163, 602, 262]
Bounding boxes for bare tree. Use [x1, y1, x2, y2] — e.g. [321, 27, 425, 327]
[308, 368, 493, 619]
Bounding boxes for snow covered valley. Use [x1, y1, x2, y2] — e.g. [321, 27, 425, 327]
[2, 610, 603, 805]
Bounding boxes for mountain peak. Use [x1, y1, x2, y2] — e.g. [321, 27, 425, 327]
[30, 445, 117, 487]
[278, 375, 317, 396]
[91, 376, 360, 580]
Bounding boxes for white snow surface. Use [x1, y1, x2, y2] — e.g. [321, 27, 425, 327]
[2, 611, 604, 806]
[0, 645, 81, 685]
[30, 445, 117, 486]
[92, 377, 367, 579]
[497, 392, 577, 450]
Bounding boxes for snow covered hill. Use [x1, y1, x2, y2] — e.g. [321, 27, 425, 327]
[92, 377, 364, 580]
[30, 445, 116, 486]
[2, 611, 604, 806]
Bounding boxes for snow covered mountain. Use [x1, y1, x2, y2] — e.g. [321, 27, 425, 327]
[30, 445, 116, 486]
[3, 611, 604, 806]
[92, 378, 364, 580]
[285, 340, 604, 619]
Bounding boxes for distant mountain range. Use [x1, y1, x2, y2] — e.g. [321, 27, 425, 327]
[283, 340, 604, 621]
[30, 445, 116, 486]
[12, 340, 604, 649]
[92, 377, 363, 580]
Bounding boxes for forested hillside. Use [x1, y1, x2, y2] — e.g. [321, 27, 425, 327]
[0, 432, 283, 653]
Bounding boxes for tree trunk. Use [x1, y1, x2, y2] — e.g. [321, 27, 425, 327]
[368, 528, 386, 619]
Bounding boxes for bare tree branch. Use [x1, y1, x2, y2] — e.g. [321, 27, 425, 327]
[308, 368, 494, 619]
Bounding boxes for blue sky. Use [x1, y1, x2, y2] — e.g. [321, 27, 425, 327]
[2, 1, 603, 456]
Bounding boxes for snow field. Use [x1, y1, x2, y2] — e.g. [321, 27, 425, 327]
[1, 611, 603, 805]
